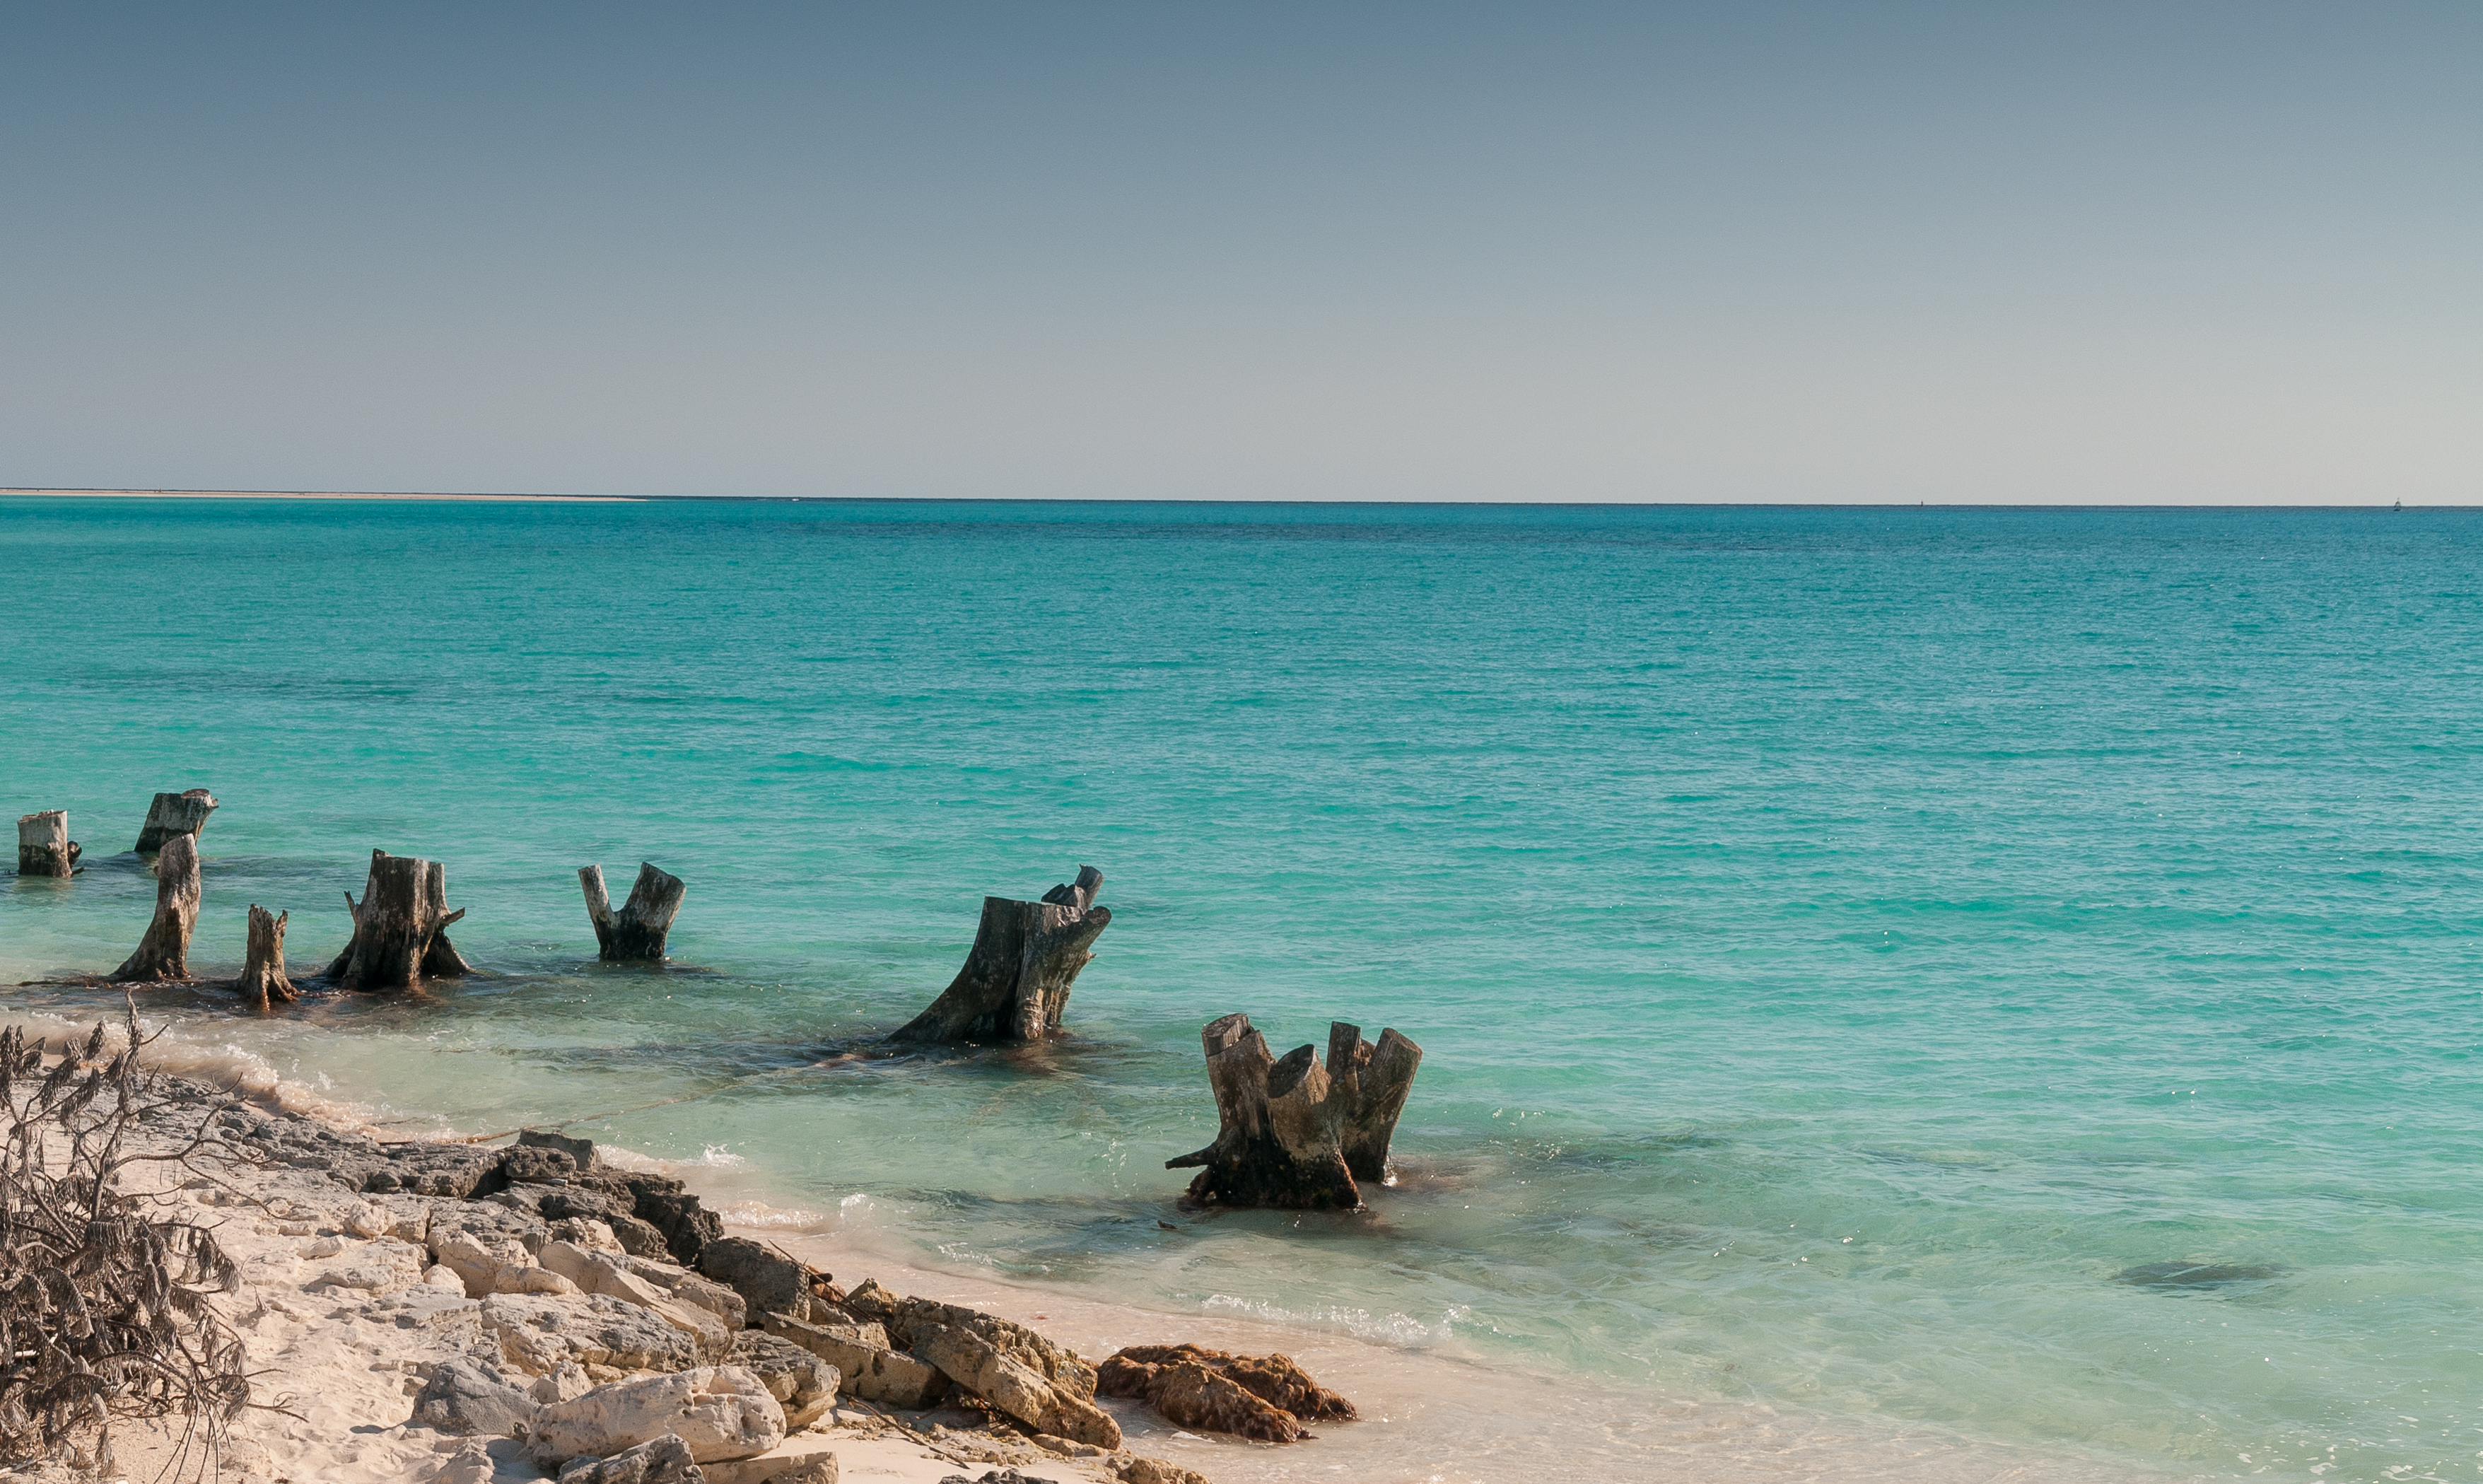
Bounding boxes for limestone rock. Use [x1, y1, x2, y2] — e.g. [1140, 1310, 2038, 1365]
[760, 1313, 947, 1409]
[728, 1329, 839, 1430]
[761, 1459, 836, 1484]
[520, 1127, 600, 1170]
[485, 1292, 701, 1377]
[411, 1357, 540, 1437]
[552, 1217, 628, 1254]
[530, 1366, 786, 1468]
[1097, 1343, 1352, 1443]
[554, 1433, 705, 1484]
[501, 1144, 582, 1186]
[913, 1322, 1120, 1450]
[539, 1241, 733, 1358]
[1110, 1460, 1206, 1484]
[894, 1298, 1097, 1402]
[699, 1237, 810, 1322]
[533, 1363, 595, 1404]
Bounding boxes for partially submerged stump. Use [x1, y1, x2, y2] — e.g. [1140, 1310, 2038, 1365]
[580, 862, 686, 961]
[16, 810, 79, 877]
[238, 904, 297, 1008]
[112, 834, 201, 982]
[1167, 1013, 1423, 1210]
[325, 849, 474, 991]
[889, 865, 1111, 1044]
[134, 788, 217, 854]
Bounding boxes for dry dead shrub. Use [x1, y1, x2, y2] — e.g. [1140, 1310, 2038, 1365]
[0, 1000, 248, 1474]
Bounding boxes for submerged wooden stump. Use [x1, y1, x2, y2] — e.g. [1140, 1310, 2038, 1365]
[134, 789, 218, 854]
[112, 834, 201, 982]
[580, 862, 686, 961]
[16, 810, 80, 877]
[1167, 1013, 1423, 1210]
[238, 904, 298, 1008]
[889, 865, 1110, 1044]
[325, 849, 474, 991]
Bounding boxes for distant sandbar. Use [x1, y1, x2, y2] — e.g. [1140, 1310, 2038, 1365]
[2, 488, 639, 503]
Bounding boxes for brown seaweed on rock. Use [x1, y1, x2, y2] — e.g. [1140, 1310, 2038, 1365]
[1096, 1343, 1355, 1443]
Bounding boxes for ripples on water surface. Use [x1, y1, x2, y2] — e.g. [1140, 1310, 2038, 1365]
[1, 498, 2478, 1481]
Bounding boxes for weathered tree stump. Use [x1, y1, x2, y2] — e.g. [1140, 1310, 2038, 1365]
[134, 789, 217, 854]
[238, 904, 298, 1008]
[889, 865, 1110, 1044]
[1327, 1022, 1423, 1184]
[1167, 1013, 1423, 1211]
[112, 834, 201, 982]
[580, 862, 686, 961]
[16, 810, 80, 877]
[325, 850, 474, 991]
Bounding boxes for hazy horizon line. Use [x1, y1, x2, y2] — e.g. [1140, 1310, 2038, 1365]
[0, 487, 2455, 512]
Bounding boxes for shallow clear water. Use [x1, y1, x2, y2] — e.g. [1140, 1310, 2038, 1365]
[1, 498, 2478, 1482]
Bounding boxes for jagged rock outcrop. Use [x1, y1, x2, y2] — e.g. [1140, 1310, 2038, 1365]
[410, 1357, 540, 1437]
[1097, 1343, 1355, 1443]
[761, 1313, 949, 1409]
[727, 1328, 840, 1429]
[528, 1365, 785, 1468]
[553, 1434, 706, 1484]
[914, 1321, 1120, 1449]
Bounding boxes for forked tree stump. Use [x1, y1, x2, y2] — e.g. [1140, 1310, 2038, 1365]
[112, 834, 201, 982]
[1328, 1022, 1423, 1183]
[325, 850, 474, 991]
[238, 904, 298, 1008]
[134, 789, 218, 854]
[889, 865, 1110, 1044]
[16, 810, 80, 877]
[580, 862, 686, 961]
[1167, 1013, 1424, 1210]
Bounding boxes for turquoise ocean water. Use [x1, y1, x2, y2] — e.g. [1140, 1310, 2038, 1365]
[0, 497, 2477, 1481]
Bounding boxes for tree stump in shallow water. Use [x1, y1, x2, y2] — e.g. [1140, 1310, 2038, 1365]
[112, 834, 200, 982]
[580, 862, 685, 961]
[1327, 1022, 1423, 1184]
[134, 789, 217, 854]
[16, 811, 80, 877]
[238, 904, 297, 1008]
[1167, 1013, 1423, 1210]
[325, 850, 474, 991]
[889, 865, 1109, 1044]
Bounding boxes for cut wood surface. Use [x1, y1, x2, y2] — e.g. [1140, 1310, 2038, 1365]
[133, 788, 217, 853]
[16, 810, 79, 877]
[112, 834, 201, 982]
[580, 861, 686, 961]
[1167, 1012, 1424, 1210]
[238, 904, 298, 1008]
[889, 865, 1110, 1044]
[325, 850, 473, 991]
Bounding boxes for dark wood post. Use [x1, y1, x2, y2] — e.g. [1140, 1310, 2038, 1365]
[112, 834, 201, 982]
[134, 789, 217, 854]
[16, 811, 80, 877]
[580, 862, 686, 961]
[889, 865, 1110, 1044]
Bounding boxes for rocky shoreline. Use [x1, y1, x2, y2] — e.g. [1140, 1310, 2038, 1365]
[21, 1060, 1302, 1484]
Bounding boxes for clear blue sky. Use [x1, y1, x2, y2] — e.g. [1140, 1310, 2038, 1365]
[1, 3, 2473, 502]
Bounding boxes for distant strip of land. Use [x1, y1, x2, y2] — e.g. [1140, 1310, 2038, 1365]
[1, 488, 639, 503]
